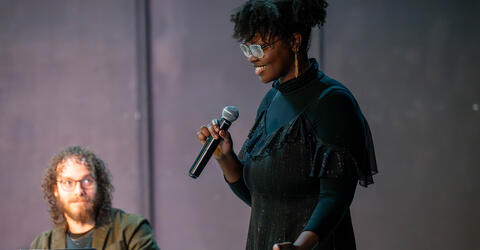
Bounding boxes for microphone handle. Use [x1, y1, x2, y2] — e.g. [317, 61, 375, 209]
[189, 118, 232, 178]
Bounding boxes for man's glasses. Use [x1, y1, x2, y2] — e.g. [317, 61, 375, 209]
[57, 176, 96, 192]
[239, 40, 278, 59]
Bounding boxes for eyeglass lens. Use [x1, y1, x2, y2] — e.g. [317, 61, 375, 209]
[239, 44, 265, 58]
[240, 44, 251, 58]
[58, 177, 95, 191]
[249, 45, 264, 58]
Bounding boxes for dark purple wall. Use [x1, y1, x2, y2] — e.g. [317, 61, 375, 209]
[324, 1, 480, 249]
[0, 0, 148, 248]
[1, 0, 479, 249]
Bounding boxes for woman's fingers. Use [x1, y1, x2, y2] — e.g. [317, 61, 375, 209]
[272, 242, 296, 250]
[219, 130, 231, 143]
[196, 119, 235, 160]
[197, 119, 232, 155]
[196, 131, 207, 145]
[198, 125, 211, 138]
[207, 121, 219, 139]
[212, 118, 219, 131]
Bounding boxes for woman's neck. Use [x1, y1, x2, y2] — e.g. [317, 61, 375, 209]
[279, 53, 310, 83]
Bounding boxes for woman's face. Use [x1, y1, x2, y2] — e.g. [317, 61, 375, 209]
[245, 34, 296, 83]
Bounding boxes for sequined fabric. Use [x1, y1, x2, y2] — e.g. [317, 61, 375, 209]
[233, 59, 377, 250]
[239, 106, 354, 249]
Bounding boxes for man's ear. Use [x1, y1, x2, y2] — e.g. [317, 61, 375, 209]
[53, 184, 59, 197]
[290, 32, 302, 52]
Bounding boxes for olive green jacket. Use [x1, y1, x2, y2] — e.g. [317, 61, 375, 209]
[30, 208, 159, 250]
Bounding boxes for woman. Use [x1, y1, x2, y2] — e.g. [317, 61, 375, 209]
[196, 0, 377, 249]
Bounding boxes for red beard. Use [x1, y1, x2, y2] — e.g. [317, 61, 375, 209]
[57, 196, 95, 224]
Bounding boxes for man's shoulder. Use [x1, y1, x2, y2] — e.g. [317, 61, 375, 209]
[108, 208, 157, 248]
[30, 229, 53, 248]
[32, 229, 53, 241]
[110, 208, 150, 227]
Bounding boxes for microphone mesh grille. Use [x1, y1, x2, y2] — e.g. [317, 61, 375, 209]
[222, 106, 239, 122]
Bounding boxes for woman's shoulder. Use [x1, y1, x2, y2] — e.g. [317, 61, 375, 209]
[308, 76, 359, 118]
[304, 77, 364, 144]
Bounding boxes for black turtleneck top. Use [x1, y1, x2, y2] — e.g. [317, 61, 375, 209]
[229, 59, 377, 250]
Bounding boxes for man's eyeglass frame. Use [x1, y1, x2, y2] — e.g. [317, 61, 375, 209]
[57, 176, 96, 192]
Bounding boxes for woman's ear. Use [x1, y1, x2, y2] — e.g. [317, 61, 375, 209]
[291, 33, 302, 52]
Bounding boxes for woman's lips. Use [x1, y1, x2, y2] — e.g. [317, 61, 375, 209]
[255, 65, 267, 75]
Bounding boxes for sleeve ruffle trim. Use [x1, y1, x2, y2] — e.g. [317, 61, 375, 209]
[310, 143, 376, 187]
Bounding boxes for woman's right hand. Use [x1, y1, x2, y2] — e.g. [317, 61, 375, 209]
[196, 119, 234, 161]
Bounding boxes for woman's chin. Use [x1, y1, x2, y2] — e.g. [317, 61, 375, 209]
[258, 74, 274, 83]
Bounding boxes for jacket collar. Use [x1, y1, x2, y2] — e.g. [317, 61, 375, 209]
[50, 212, 113, 250]
[92, 222, 111, 250]
[50, 226, 66, 249]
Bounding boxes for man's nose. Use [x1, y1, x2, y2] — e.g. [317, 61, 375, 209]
[73, 181, 86, 195]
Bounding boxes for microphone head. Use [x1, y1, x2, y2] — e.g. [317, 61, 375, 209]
[222, 106, 239, 122]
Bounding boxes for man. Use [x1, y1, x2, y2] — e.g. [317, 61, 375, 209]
[31, 146, 160, 250]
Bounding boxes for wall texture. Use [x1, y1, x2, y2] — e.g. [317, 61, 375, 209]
[324, 1, 480, 249]
[0, 0, 478, 250]
[0, 1, 149, 248]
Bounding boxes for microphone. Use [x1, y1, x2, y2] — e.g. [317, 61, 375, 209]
[189, 106, 239, 179]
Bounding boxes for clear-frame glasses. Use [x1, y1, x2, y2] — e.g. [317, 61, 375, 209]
[57, 176, 96, 192]
[239, 40, 279, 59]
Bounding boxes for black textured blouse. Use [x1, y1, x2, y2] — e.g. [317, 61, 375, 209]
[229, 59, 377, 250]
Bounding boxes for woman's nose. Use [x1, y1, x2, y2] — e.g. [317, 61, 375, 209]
[248, 55, 259, 63]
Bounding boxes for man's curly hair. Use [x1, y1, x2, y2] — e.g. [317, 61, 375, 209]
[231, 0, 328, 52]
[41, 145, 114, 227]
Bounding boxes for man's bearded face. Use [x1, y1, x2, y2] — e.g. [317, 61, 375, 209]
[55, 158, 98, 224]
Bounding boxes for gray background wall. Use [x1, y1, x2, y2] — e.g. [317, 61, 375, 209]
[0, 0, 478, 250]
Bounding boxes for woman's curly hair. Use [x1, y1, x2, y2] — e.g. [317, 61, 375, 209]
[41, 145, 114, 227]
[231, 0, 328, 51]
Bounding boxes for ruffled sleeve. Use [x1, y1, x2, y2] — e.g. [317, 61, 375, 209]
[302, 84, 377, 243]
[305, 85, 377, 187]
[303, 149, 358, 244]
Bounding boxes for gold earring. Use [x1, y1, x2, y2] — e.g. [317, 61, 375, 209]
[294, 52, 299, 78]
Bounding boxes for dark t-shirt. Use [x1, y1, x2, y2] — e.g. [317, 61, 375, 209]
[67, 228, 94, 249]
